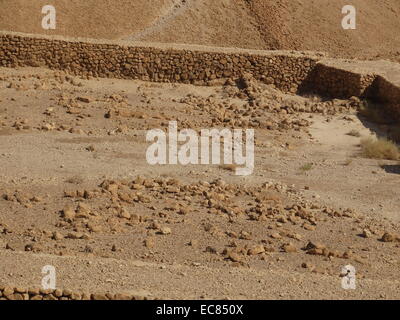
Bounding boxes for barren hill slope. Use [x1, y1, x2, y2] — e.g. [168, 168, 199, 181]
[1, 0, 399, 61]
[245, 0, 400, 61]
[0, 0, 175, 40]
[142, 0, 400, 61]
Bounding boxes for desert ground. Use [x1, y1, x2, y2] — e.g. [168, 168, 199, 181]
[0, 66, 399, 299]
[0, 1, 400, 300]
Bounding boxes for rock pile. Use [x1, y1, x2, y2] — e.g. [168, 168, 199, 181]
[0, 286, 152, 300]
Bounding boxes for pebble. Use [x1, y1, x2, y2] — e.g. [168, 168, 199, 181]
[159, 227, 171, 235]
[381, 232, 397, 243]
[361, 229, 372, 238]
[62, 206, 76, 221]
[228, 252, 242, 262]
[248, 245, 265, 255]
[282, 243, 297, 253]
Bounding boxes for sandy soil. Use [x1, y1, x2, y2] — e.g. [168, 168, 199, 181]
[0, 67, 399, 299]
[1, 0, 400, 61]
[246, 0, 400, 62]
[0, 0, 175, 39]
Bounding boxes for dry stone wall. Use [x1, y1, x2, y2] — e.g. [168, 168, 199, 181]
[0, 31, 317, 93]
[374, 76, 400, 118]
[301, 62, 377, 98]
[0, 31, 400, 117]
[0, 285, 152, 300]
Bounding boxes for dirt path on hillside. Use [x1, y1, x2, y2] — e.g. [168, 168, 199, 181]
[123, 0, 196, 41]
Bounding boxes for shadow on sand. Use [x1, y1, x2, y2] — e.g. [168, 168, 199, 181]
[381, 164, 400, 175]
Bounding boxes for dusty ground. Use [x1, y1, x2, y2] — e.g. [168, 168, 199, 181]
[0, 0, 176, 40]
[0, 66, 399, 299]
[1, 0, 400, 62]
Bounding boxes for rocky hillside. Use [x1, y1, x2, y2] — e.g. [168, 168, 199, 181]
[1, 0, 399, 60]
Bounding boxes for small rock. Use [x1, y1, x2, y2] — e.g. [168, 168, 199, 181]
[228, 252, 242, 262]
[270, 232, 281, 239]
[119, 208, 131, 219]
[381, 232, 397, 243]
[361, 229, 372, 238]
[248, 245, 265, 255]
[240, 231, 252, 240]
[205, 246, 218, 254]
[159, 227, 171, 235]
[282, 243, 297, 253]
[301, 262, 315, 270]
[144, 237, 155, 249]
[77, 96, 92, 103]
[67, 232, 83, 239]
[62, 206, 76, 221]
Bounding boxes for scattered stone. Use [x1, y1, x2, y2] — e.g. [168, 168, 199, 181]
[158, 227, 171, 235]
[301, 262, 315, 270]
[282, 243, 297, 253]
[239, 231, 252, 240]
[205, 246, 218, 254]
[77, 96, 92, 103]
[67, 232, 84, 239]
[380, 232, 397, 243]
[119, 208, 131, 219]
[144, 237, 155, 249]
[228, 252, 242, 262]
[62, 206, 76, 221]
[248, 245, 265, 255]
[361, 229, 372, 238]
[270, 232, 281, 239]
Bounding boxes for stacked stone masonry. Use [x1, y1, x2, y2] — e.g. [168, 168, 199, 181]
[0, 31, 399, 117]
[0, 286, 153, 300]
[301, 63, 377, 98]
[374, 76, 400, 118]
[0, 32, 316, 93]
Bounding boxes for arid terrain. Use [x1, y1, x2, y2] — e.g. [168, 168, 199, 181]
[0, 1, 400, 300]
[1, 0, 400, 62]
[0, 66, 399, 299]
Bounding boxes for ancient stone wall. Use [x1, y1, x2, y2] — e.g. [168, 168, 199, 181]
[300, 62, 377, 98]
[0, 31, 317, 93]
[0, 285, 152, 300]
[374, 76, 400, 118]
[1, 31, 400, 117]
